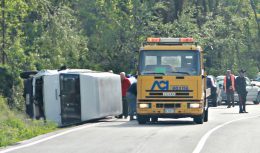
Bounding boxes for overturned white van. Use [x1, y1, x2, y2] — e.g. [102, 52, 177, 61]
[22, 69, 122, 126]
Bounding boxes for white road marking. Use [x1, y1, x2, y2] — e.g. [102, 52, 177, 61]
[0, 118, 117, 153]
[192, 113, 260, 153]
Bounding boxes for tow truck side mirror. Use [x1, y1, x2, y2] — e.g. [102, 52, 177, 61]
[202, 71, 207, 79]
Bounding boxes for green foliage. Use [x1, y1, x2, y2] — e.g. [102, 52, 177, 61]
[0, 97, 57, 147]
[78, 0, 141, 73]
[0, 65, 24, 110]
[24, 0, 89, 69]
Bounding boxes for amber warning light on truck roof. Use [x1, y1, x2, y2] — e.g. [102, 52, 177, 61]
[147, 37, 194, 43]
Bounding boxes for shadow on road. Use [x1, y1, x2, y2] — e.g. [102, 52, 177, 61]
[96, 119, 197, 128]
[220, 113, 240, 114]
[210, 103, 257, 110]
[209, 107, 230, 109]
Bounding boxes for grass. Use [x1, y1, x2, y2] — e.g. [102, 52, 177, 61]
[0, 96, 57, 147]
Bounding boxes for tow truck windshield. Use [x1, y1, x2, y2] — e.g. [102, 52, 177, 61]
[139, 50, 200, 76]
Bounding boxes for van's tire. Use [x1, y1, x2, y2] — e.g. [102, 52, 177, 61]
[137, 115, 149, 124]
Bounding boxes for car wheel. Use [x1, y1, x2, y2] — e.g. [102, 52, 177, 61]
[254, 92, 260, 104]
[211, 99, 216, 107]
[213, 102, 218, 107]
[218, 100, 222, 106]
[213, 99, 218, 107]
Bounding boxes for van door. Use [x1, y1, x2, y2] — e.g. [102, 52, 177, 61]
[60, 74, 81, 125]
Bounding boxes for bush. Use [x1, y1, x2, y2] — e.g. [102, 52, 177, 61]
[0, 97, 57, 147]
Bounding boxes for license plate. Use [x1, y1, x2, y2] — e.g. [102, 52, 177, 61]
[163, 92, 176, 96]
[165, 108, 174, 113]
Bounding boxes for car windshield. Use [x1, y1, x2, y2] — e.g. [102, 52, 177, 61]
[139, 50, 200, 76]
[254, 77, 260, 81]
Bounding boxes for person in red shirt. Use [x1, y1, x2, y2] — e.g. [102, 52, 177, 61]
[224, 70, 236, 108]
[120, 72, 131, 119]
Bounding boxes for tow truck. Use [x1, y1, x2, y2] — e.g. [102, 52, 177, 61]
[136, 37, 209, 124]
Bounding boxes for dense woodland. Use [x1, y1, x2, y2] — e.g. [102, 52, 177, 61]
[0, 0, 259, 110]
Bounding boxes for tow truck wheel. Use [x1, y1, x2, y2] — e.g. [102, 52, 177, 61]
[204, 108, 208, 122]
[137, 115, 148, 124]
[193, 115, 204, 124]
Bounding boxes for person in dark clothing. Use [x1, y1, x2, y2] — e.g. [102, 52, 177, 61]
[126, 81, 137, 120]
[235, 69, 248, 113]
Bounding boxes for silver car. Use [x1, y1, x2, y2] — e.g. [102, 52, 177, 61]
[216, 76, 260, 104]
[207, 75, 222, 107]
[251, 77, 260, 87]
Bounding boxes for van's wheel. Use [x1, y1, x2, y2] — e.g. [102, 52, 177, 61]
[151, 117, 158, 122]
[137, 115, 148, 124]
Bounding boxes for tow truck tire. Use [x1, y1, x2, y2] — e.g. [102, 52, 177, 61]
[204, 108, 208, 122]
[137, 115, 148, 124]
[193, 115, 204, 124]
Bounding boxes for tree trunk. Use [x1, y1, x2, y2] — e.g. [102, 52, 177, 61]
[1, 0, 6, 64]
[250, 0, 260, 38]
[202, 0, 207, 14]
[174, 0, 184, 20]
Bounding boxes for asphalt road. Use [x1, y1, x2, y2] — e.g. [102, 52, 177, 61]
[1, 102, 260, 153]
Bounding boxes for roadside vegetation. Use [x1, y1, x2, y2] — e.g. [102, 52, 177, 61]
[0, 97, 57, 147]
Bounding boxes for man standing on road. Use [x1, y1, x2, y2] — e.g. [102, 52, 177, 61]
[120, 72, 131, 119]
[236, 69, 248, 113]
[126, 78, 137, 121]
[224, 70, 235, 108]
